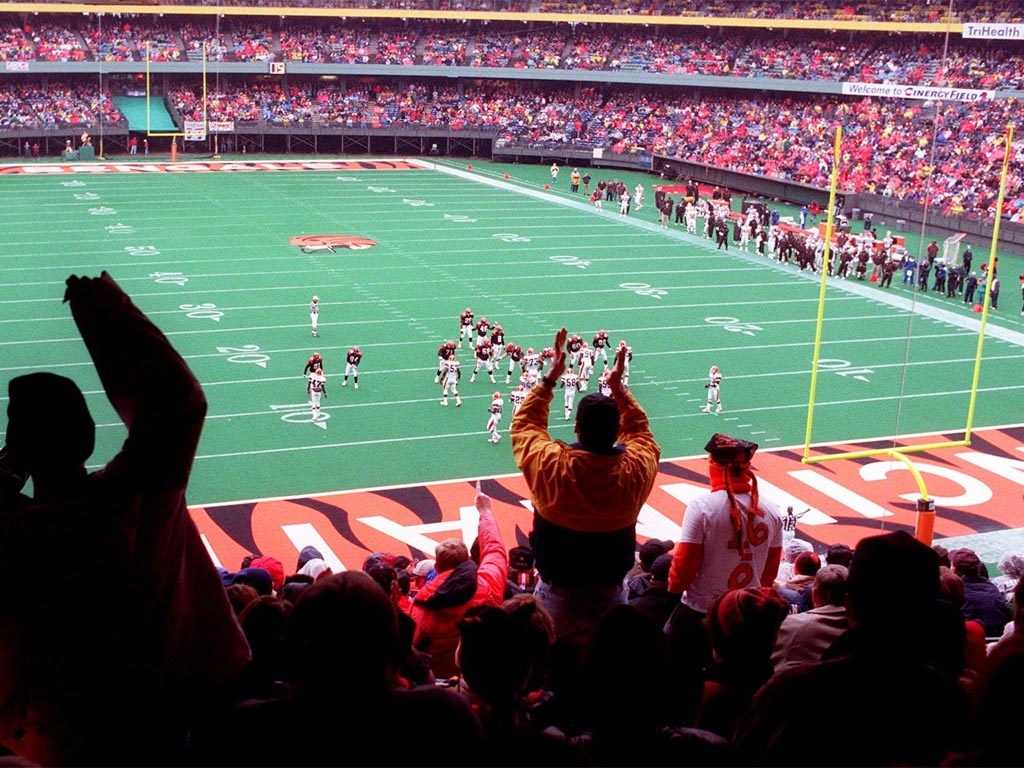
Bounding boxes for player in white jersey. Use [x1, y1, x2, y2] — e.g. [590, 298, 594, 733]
[508, 383, 526, 416]
[522, 347, 541, 377]
[440, 357, 462, 407]
[740, 220, 752, 251]
[310, 295, 320, 337]
[486, 392, 504, 443]
[598, 370, 612, 397]
[618, 341, 633, 387]
[470, 339, 496, 383]
[307, 367, 327, 421]
[577, 343, 594, 391]
[519, 371, 536, 392]
[634, 182, 645, 209]
[685, 202, 698, 234]
[560, 366, 580, 420]
[702, 365, 723, 413]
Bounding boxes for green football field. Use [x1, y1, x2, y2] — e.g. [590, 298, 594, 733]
[2, 156, 1023, 507]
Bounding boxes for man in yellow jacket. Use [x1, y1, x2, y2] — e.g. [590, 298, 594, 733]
[511, 328, 660, 640]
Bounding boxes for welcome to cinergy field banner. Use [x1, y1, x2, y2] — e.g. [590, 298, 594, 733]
[840, 82, 996, 102]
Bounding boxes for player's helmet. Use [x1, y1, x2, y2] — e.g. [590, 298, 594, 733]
[581, 342, 588, 348]
[516, 384, 525, 391]
[466, 307, 471, 313]
[527, 348, 534, 355]
[710, 365, 719, 375]
[495, 325, 502, 332]
[313, 352, 321, 360]
[618, 340, 626, 347]
[481, 316, 488, 324]
[353, 346, 359, 353]
[313, 296, 319, 302]
[447, 340, 456, 348]
[506, 343, 514, 353]
[599, 329, 605, 335]
[493, 392, 502, 400]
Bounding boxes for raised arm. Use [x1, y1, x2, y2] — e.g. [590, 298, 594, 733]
[64, 272, 206, 492]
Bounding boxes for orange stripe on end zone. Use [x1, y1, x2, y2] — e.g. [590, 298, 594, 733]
[189, 426, 1024, 573]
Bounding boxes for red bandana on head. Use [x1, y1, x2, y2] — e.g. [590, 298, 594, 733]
[705, 433, 763, 535]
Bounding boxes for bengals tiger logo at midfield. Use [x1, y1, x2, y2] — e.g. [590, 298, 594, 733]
[290, 235, 377, 253]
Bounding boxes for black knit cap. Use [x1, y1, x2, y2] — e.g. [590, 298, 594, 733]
[704, 433, 758, 463]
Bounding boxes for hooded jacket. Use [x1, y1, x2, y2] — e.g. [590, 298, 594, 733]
[405, 511, 507, 678]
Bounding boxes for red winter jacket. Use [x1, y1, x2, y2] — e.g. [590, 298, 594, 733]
[405, 511, 508, 678]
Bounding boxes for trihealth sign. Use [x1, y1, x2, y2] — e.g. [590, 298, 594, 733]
[962, 23, 1024, 39]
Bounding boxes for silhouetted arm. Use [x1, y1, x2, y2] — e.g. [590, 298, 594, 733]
[64, 272, 206, 495]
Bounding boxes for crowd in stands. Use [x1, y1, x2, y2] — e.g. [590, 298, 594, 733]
[166, 80, 1024, 218]
[2, 16, 1023, 89]
[0, 82, 125, 129]
[2, 71, 1021, 219]
[32, 0, 1021, 23]
[3, 273, 1022, 765]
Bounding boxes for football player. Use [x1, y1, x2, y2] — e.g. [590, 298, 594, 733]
[560, 365, 580, 421]
[458, 307, 474, 347]
[567, 334, 583, 368]
[592, 329, 610, 368]
[508, 383, 527, 416]
[505, 344, 523, 384]
[440, 356, 462, 407]
[470, 338, 496, 384]
[342, 346, 362, 389]
[486, 391, 503, 443]
[310, 295, 320, 337]
[303, 352, 323, 376]
[435, 340, 455, 383]
[307, 367, 327, 421]
[474, 316, 492, 348]
[702, 365, 723, 413]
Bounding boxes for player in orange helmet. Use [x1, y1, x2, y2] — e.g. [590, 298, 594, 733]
[486, 391, 504, 443]
[342, 346, 362, 389]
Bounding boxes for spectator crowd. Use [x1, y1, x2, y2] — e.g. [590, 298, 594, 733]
[1, 276, 1022, 766]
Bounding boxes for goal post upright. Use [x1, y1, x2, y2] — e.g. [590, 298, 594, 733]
[965, 121, 1015, 436]
[798, 123, 1015, 545]
[801, 125, 842, 463]
[145, 41, 207, 142]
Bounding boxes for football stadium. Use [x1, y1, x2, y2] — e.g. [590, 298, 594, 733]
[1, 1, 1023, 763]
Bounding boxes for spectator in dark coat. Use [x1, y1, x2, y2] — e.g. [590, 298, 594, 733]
[628, 553, 677, 627]
[950, 548, 1012, 637]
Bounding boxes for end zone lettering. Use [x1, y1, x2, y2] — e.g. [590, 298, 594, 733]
[0, 160, 427, 175]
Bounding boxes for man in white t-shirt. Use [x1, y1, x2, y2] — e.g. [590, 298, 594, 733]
[664, 433, 784, 696]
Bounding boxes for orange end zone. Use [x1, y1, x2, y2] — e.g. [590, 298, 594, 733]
[190, 426, 1024, 572]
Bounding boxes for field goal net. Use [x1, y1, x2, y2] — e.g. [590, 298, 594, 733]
[942, 232, 967, 266]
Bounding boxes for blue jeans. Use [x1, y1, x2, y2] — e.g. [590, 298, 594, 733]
[534, 579, 627, 641]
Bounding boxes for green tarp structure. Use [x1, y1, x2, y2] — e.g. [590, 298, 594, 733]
[113, 96, 178, 132]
